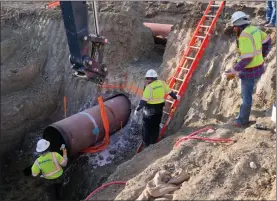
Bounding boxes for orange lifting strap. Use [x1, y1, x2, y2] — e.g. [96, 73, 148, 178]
[81, 96, 110, 153]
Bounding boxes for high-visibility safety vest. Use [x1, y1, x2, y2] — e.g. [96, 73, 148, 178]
[31, 152, 66, 179]
[237, 25, 270, 68]
[142, 80, 171, 104]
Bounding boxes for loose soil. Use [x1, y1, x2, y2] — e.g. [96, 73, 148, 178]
[1, 1, 276, 201]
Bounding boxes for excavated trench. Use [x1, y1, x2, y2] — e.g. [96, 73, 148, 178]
[0, 2, 171, 200]
[1, 1, 276, 201]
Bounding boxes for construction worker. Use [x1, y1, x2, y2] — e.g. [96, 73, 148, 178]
[264, 0, 276, 27]
[31, 139, 68, 199]
[225, 11, 271, 127]
[134, 69, 180, 146]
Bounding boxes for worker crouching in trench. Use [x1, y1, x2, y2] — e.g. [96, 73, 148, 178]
[31, 139, 68, 200]
[134, 69, 180, 147]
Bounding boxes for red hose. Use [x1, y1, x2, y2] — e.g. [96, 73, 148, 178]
[187, 126, 214, 137]
[174, 127, 232, 147]
[85, 181, 126, 201]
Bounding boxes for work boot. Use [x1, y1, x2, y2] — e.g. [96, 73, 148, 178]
[261, 21, 270, 26]
[229, 120, 242, 128]
[265, 23, 276, 28]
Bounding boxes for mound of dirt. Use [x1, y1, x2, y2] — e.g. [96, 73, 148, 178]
[0, 2, 154, 157]
[89, 117, 276, 200]
[78, 3, 276, 201]
[159, 5, 276, 135]
[1, 2, 276, 201]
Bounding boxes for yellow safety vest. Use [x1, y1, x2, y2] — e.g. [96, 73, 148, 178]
[237, 25, 270, 68]
[31, 152, 66, 179]
[142, 80, 171, 104]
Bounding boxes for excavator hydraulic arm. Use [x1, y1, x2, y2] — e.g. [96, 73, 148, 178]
[59, 1, 108, 85]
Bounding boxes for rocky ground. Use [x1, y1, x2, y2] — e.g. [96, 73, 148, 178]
[1, 1, 276, 201]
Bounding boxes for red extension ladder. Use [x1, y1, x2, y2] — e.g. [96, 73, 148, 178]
[158, 0, 226, 141]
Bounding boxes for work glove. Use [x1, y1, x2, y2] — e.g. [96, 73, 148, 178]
[176, 95, 181, 101]
[60, 144, 65, 150]
[134, 110, 138, 116]
[224, 68, 238, 80]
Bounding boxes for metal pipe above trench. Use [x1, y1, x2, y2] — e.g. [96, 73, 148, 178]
[143, 22, 173, 38]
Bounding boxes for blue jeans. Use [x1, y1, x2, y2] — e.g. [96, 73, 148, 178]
[266, 0, 276, 25]
[236, 78, 257, 125]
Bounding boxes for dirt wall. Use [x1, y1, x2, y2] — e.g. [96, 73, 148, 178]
[0, 3, 154, 158]
[160, 5, 276, 135]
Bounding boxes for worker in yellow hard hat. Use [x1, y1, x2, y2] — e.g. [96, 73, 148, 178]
[224, 11, 271, 127]
[31, 139, 68, 199]
[134, 69, 180, 146]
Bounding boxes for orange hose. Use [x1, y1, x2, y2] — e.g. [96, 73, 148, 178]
[174, 127, 232, 148]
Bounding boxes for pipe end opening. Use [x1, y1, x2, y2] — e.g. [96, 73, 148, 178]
[43, 126, 66, 155]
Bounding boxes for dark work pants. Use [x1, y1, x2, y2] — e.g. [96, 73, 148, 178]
[142, 103, 164, 146]
[37, 176, 63, 201]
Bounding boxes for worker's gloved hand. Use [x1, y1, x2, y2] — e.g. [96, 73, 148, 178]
[60, 144, 65, 150]
[134, 110, 138, 116]
[176, 95, 181, 101]
[224, 68, 238, 80]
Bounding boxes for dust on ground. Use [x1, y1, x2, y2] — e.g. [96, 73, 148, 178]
[79, 2, 276, 201]
[95, 117, 276, 200]
[1, 1, 276, 201]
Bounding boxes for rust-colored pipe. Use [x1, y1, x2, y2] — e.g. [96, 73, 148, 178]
[143, 22, 173, 38]
[43, 94, 131, 156]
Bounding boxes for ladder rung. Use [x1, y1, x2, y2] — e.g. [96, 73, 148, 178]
[185, 56, 195, 60]
[180, 67, 189, 71]
[190, 46, 200, 49]
[196, 35, 205, 39]
[166, 99, 174, 104]
[200, 25, 211, 28]
[206, 14, 217, 17]
[175, 77, 184, 82]
[210, 5, 220, 7]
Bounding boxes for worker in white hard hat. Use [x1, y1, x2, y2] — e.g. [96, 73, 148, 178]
[31, 139, 68, 199]
[32, 139, 68, 179]
[224, 11, 271, 127]
[134, 69, 180, 146]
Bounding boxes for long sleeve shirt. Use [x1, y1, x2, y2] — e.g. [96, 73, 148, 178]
[234, 38, 271, 79]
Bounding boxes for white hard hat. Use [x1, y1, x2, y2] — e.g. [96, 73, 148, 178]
[145, 69, 158, 78]
[36, 139, 50, 152]
[231, 11, 250, 26]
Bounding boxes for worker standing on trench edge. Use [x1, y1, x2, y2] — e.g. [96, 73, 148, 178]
[134, 69, 180, 146]
[224, 11, 271, 127]
[31, 139, 68, 199]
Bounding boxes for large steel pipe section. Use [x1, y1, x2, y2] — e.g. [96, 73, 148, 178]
[43, 94, 131, 155]
[143, 22, 173, 38]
